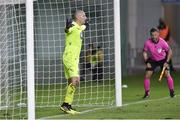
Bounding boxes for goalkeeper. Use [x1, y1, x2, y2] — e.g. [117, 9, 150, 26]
[60, 10, 88, 114]
[142, 28, 175, 99]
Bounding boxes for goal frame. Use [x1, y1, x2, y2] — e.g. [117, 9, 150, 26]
[26, 0, 122, 119]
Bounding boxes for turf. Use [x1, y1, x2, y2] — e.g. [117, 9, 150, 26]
[36, 72, 180, 119]
[0, 72, 180, 119]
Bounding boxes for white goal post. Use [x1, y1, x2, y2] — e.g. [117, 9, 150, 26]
[26, 0, 35, 119]
[114, 0, 122, 107]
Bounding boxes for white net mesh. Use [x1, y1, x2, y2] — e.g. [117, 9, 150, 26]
[0, 0, 116, 118]
[34, 0, 115, 107]
[0, 0, 27, 119]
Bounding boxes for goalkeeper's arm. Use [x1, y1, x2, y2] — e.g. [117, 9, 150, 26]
[64, 18, 74, 33]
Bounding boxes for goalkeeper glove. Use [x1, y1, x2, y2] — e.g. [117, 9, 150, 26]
[65, 18, 74, 33]
[84, 19, 89, 30]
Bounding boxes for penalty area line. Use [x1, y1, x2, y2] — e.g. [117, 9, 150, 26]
[38, 94, 179, 120]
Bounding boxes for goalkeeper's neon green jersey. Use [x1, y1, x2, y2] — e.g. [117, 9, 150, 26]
[63, 21, 86, 61]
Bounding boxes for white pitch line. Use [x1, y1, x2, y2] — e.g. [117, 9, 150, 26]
[38, 94, 179, 120]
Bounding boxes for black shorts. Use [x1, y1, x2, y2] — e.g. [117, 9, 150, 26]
[146, 58, 168, 71]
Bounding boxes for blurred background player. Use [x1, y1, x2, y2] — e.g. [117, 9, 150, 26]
[84, 44, 104, 81]
[81, 43, 96, 81]
[85, 43, 97, 72]
[142, 28, 175, 99]
[157, 18, 175, 72]
[92, 46, 104, 81]
[60, 10, 88, 114]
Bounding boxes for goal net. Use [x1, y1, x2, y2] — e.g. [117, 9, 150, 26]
[0, 0, 118, 119]
[34, 0, 115, 107]
[0, 0, 27, 119]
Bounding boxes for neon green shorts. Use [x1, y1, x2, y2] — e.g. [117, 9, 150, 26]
[63, 53, 79, 80]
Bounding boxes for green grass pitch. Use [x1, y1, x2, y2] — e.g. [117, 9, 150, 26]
[0, 72, 180, 119]
[37, 71, 180, 119]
